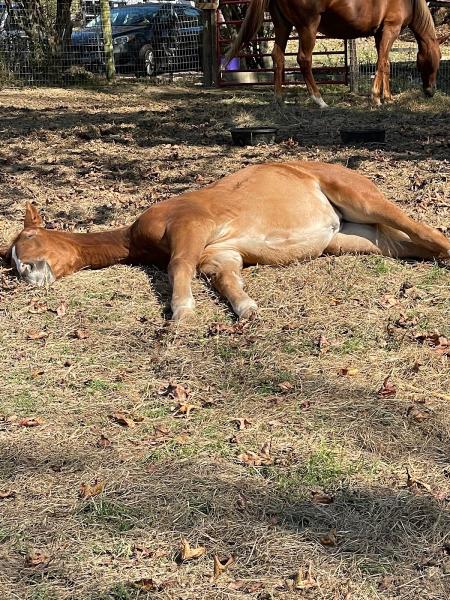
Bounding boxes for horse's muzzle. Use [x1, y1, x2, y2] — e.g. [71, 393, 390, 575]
[12, 251, 55, 286]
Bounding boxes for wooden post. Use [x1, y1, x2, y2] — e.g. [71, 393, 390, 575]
[198, 2, 219, 87]
[348, 39, 358, 93]
[100, 0, 115, 81]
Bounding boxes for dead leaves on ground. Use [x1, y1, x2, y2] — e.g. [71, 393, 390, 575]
[415, 331, 449, 357]
[0, 489, 16, 500]
[25, 549, 51, 568]
[18, 416, 44, 427]
[238, 441, 273, 466]
[285, 564, 318, 591]
[377, 376, 397, 398]
[26, 329, 48, 341]
[79, 479, 105, 499]
[109, 412, 143, 428]
[338, 367, 359, 377]
[213, 554, 235, 580]
[180, 538, 206, 561]
[320, 528, 338, 547]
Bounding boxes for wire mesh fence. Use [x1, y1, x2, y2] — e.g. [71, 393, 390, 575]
[355, 35, 450, 95]
[0, 0, 203, 86]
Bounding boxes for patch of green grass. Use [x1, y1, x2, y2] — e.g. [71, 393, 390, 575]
[10, 391, 37, 413]
[141, 402, 171, 419]
[335, 336, 366, 355]
[368, 257, 391, 276]
[92, 583, 132, 600]
[144, 439, 199, 463]
[78, 499, 139, 532]
[418, 264, 449, 287]
[30, 587, 58, 600]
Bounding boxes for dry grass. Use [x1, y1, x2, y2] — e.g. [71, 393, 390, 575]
[0, 83, 450, 600]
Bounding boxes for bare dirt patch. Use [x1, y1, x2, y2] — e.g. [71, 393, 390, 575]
[0, 83, 450, 600]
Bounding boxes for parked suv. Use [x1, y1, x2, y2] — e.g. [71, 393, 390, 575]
[71, 2, 203, 75]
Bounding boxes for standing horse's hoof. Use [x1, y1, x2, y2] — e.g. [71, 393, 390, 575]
[424, 85, 436, 97]
[311, 95, 329, 109]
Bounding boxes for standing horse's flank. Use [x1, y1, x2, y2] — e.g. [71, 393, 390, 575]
[226, 0, 441, 106]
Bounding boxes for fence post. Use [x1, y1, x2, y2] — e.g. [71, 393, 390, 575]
[198, 2, 219, 87]
[348, 39, 358, 93]
[100, 0, 116, 81]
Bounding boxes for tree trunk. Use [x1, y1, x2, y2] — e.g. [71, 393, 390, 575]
[100, 0, 115, 81]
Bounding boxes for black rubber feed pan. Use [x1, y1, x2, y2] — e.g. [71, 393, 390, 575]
[340, 128, 386, 144]
[231, 127, 278, 146]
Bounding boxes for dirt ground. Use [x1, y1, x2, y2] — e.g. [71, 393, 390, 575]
[0, 82, 449, 600]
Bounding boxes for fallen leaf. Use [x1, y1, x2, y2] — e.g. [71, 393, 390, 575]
[236, 493, 248, 511]
[378, 294, 399, 309]
[238, 447, 273, 466]
[159, 382, 190, 401]
[173, 402, 199, 418]
[25, 549, 50, 567]
[180, 538, 206, 561]
[292, 563, 317, 590]
[31, 368, 44, 379]
[415, 332, 449, 356]
[394, 313, 418, 329]
[378, 574, 395, 591]
[96, 434, 112, 448]
[74, 329, 89, 339]
[406, 468, 432, 494]
[26, 329, 48, 341]
[231, 417, 252, 430]
[260, 441, 272, 459]
[18, 417, 44, 427]
[0, 490, 16, 500]
[55, 301, 67, 318]
[316, 334, 330, 354]
[278, 381, 294, 393]
[213, 554, 235, 580]
[174, 433, 190, 445]
[131, 578, 159, 592]
[311, 491, 334, 505]
[407, 405, 431, 423]
[229, 580, 265, 593]
[378, 376, 397, 398]
[320, 528, 337, 546]
[79, 479, 105, 499]
[338, 367, 359, 376]
[208, 321, 248, 336]
[110, 412, 135, 428]
[28, 298, 48, 314]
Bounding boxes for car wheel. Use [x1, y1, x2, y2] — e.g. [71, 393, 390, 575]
[138, 45, 156, 76]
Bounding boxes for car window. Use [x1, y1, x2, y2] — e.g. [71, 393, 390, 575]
[86, 6, 159, 28]
[183, 8, 200, 18]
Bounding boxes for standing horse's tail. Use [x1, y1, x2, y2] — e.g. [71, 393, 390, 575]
[224, 0, 269, 64]
[411, 0, 437, 38]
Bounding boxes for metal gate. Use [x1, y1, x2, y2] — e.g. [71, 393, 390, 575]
[217, 0, 349, 87]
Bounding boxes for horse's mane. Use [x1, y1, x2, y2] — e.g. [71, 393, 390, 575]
[411, 0, 437, 38]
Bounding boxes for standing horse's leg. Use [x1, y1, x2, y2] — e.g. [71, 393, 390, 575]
[271, 6, 292, 104]
[296, 18, 327, 108]
[372, 26, 401, 106]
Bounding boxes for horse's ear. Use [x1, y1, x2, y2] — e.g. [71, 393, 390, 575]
[24, 202, 43, 228]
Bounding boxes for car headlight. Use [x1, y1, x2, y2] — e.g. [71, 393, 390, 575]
[113, 34, 135, 46]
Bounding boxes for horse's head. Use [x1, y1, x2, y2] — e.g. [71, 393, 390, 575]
[1, 203, 77, 286]
[417, 38, 441, 97]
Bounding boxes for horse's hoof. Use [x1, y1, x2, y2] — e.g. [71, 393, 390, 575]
[311, 95, 329, 109]
[424, 86, 436, 97]
[171, 307, 195, 323]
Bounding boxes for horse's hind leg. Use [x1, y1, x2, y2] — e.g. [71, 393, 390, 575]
[325, 222, 449, 260]
[200, 249, 258, 320]
[271, 7, 292, 104]
[296, 18, 328, 108]
[372, 26, 401, 105]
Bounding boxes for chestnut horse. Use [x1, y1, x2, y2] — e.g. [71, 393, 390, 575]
[2, 161, 449, 321]
[226, 0, 441, 107]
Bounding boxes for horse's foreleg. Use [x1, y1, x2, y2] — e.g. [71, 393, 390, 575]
[167, 224, 211, 321]
[372, 26, 401, 106]
[296, 19, 328, 108]
[271, 8, 292, 104]
[200, 249, 258, 320]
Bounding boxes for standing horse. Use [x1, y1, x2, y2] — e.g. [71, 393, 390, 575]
[226, 0, 441, 106]
[2, 162, 450, 322]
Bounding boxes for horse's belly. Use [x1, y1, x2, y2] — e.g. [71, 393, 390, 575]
[222, 222, 340, 265]
[318, 5, 382, 38]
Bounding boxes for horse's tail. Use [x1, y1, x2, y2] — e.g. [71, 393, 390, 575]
[411, 0, 437, 39]
[224, 0, 269, 64]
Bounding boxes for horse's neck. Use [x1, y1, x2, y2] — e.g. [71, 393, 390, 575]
[70, 227, 132, 270]
[410, 0, 437, 42]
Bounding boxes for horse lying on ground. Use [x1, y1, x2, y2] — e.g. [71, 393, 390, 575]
[2, 161, 449, 321]
[226, 0, 441, 107]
